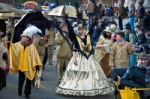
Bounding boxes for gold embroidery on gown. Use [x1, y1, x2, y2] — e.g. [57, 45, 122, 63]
[56, 35, 114, 96]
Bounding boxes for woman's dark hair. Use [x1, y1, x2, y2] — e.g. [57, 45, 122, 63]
[103, 32, 111, 39]
[117, 32, 125, 38]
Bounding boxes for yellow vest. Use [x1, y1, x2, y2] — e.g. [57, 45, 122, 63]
[9, 42, 42, 80]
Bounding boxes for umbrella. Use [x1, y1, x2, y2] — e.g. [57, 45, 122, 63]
[0, 12, 23, 19]
[0, 3, 24, 19]
[48, 5, 88, 20]
[13, 11, 50, 43]
[48, 5, 76, 18]
[0, 13, 11, 19]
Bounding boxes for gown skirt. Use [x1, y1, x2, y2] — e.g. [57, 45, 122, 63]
[56, 52, 114, 96]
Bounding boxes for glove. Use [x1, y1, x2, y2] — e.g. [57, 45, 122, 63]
[36, 66, 39, 71]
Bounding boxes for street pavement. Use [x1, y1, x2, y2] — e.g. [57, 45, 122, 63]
[0, 55, 115, 99]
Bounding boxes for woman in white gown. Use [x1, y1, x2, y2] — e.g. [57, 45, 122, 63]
[55, 19, 114, 96]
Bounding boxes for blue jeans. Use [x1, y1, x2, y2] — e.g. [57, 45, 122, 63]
[129, 53, 137, 67]
[129, 16, 135, 32]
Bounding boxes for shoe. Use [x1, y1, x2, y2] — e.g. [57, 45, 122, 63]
[0, 84, 2, 91]
[18, 88, 22, 96]
[18, 91, 22, 96]
[0, 87, 2, 91]
[2, 83, 6, 88]
[25, 94, 30, 98]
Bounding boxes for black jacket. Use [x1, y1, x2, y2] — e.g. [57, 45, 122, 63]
[120, 66, 146, 88]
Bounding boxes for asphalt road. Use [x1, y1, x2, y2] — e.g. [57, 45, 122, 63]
[0, 56, 115, 99]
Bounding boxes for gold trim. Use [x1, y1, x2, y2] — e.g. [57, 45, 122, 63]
[76, 35, 92, 56]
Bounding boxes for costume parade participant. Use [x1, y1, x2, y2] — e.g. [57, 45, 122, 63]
[55, 17, 114, 96]
[0, 19, 9, 90]
[9, 25, 43, 98]
[55, 30, 72, 83]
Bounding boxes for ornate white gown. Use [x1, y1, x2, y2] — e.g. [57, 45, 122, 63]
[56, 34, 114, 96]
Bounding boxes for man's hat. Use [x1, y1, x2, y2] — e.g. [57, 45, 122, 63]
[103, 27, 113, 34]
[21, 25, 42, 39]
[110, 24, 117, 33]
[137, 52, 149, 59]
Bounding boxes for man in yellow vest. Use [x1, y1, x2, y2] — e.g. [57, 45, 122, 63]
[9, 25, 42, 98]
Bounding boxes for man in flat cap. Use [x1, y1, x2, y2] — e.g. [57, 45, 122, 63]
[117, 52, 150, 99]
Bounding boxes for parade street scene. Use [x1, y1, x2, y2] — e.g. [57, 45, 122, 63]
[0, 0, 150, 99]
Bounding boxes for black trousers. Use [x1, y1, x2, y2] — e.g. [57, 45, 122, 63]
[0, 68, 7, 90]
[42, 47, 48, 70]
[18, 71, 32, 96]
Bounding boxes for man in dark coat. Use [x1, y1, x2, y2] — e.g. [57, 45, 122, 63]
[119, 52, 150, 99]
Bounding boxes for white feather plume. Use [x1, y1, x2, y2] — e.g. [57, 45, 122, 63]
[21, 25, 42, 38]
